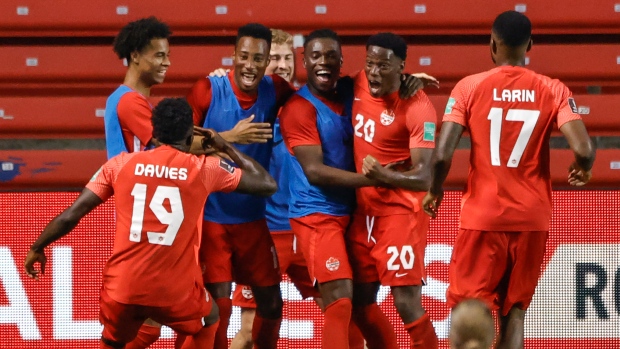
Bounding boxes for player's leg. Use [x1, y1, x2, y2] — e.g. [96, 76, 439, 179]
[99, 288, 147, 349]
[346, 214, 398, 349]
[292, 213, 354, 349]
[381, 214, 437, 349]
[231, 220, 282, 349]
[230, 285, 257, 349]
[200, 220, 235, 349]
[123, 318, 161, 349]
[497, 231, 548, 349]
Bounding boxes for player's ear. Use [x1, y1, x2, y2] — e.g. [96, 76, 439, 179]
[130, 51, 140, 65]
[490, 38, 497, 55]
[526, 38, 533, 52]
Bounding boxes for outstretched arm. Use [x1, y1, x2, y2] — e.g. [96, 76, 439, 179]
[25, 189, 104, 280]
[422, 122, 464, 217]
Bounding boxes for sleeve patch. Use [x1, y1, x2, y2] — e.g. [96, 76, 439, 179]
[567, 98, 578, 113]
[423, 122, 436, 142]
[90, 167, 102, 182]
[219, 158, 235, 174]
[444, 97, 456, 114]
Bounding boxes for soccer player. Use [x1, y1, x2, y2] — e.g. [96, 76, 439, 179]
[347, 33, 438, 349]
[186, 23, 297, 349]
[104, 16, 170, 159]
[423, 11, 596, 349]
[449, 299, 495, 349]
[279, 28, 382, 349]
[24, 98, 277, 349]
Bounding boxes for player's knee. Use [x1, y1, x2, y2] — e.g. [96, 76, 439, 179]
[253, 285, 283, 319]
[205, 282, 232, 299]
[203, 301, 220, 326]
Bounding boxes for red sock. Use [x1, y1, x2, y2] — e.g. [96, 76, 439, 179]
[348, 320, 365, 349]
[323, 298, 352, 349]
[124, 324, 161, 349]
[180, 320, 219, 349]
[252, 315, 282, 349]
[404, 313, 438, 349]
[351, 303, 398, 349]
[213, 298, 232, 349]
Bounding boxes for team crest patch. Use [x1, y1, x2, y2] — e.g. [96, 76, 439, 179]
[241, 286, 254, 300]
[568, 98, 578, 113]
[380, 109, 395, 126]
[423, 122, 436, 142]
[89, 167, 102, 182]
[444, 97, 456, 114]
[325, 257, 340, 272]
[219, 158, 235, 174]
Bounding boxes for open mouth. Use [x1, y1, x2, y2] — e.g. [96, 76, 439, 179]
[369, 80, 382, 90]
[315, 69, 332, 83]
[241, 72, 257, 85]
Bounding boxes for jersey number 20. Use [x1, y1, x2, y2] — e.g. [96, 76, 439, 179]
[487, 108, 540, 168]
[129, 183, 184, 246]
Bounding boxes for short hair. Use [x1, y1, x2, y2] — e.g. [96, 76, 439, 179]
[113, 16, 171, 62]
[492, 10, 532, 47]
[236, 23, 272, 47]
[366, 32, 407, 61]
[304, 28, 341, 50]
[151, 98, 193, 145]
[271, 28, 293, 47]
[450, 299, 495, 349]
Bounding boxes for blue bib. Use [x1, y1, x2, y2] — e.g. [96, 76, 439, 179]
[265, 120, 292, 231]
[202, 76, 278, 224]
[104, 85, 133, 159]
[288, 85, 356, 218]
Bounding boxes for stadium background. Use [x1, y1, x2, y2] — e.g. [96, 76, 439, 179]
[0, 0, 619, 348]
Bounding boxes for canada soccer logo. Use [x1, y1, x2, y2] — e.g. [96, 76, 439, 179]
[325, 257, 340, 271]
[380, 109, 395, 126]
[241, 286, 254, 299]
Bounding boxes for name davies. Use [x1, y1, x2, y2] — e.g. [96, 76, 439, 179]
[134, 163, 188, 180]
[493, 88, 535, 102]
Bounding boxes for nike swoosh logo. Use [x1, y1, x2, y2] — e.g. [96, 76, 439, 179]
[395, 272, 408, 277]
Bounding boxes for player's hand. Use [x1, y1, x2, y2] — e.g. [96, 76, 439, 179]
[422, 190, 443, 218]
[208, 68, 229, 78]
[24, 249, 46, 281]
[362, 155, 393, 183]
[568, 162, 592, 186]
[195, 127, 229, 152]
[399, 73, 439, 99]
[226, 115, 273, 144]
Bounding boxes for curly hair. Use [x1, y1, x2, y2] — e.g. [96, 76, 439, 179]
[366, 32, 407, 61]
[492, 11, 532, 47]
[304, 28, 341, 50]
[151, 98, 193, 145]
[236, 23, 272, 47]
[113, 16, 171, 62]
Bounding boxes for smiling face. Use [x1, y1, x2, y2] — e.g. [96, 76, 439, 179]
[303, 37, 342, 96]
[364, 45, 404, 97]
[233, 36, 270, 93]
[266, 43, 295, 82]
[133, 37, 170, 86]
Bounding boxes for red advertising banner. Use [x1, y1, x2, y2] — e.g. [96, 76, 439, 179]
[1, 191, 618, 348]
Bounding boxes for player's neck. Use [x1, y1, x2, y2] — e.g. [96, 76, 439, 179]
[123, 70, 152, 97]
[307, 83, 337, 101]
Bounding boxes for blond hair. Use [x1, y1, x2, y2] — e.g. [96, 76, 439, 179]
[271, 28, 293, 47]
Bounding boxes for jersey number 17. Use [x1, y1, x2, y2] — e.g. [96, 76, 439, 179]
[487, 108, 540, 168]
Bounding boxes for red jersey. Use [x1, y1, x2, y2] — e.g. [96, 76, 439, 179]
[187, 71, 295, 126]
[352, 73, 436, 216]
[443, 65, 582, 231]
[117, 90, 153, 153]
[280, 93, 345, 153]
[86, 146, 242, 306]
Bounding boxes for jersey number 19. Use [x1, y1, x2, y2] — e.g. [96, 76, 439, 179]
[129, 183, 184, 246]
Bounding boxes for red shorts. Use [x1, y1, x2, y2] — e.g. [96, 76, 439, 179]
[446, 229, 549, 316]
[200, 219, 280, 287]
[99, 283, 212, 343]
[290, 213, 352, 284]
[232, 231, 320, 308]
[347, 213, 428, 286]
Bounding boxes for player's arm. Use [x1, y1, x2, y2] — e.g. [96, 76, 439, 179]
[361, 148, 433, 191]
[117, 93, 155, 149]
[25, 189, 104, 280]
[399, 73, 439, 99]
[199, 128, 276, 196]
[560, 120, 595, 186]
[293, 145, 379, 188]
